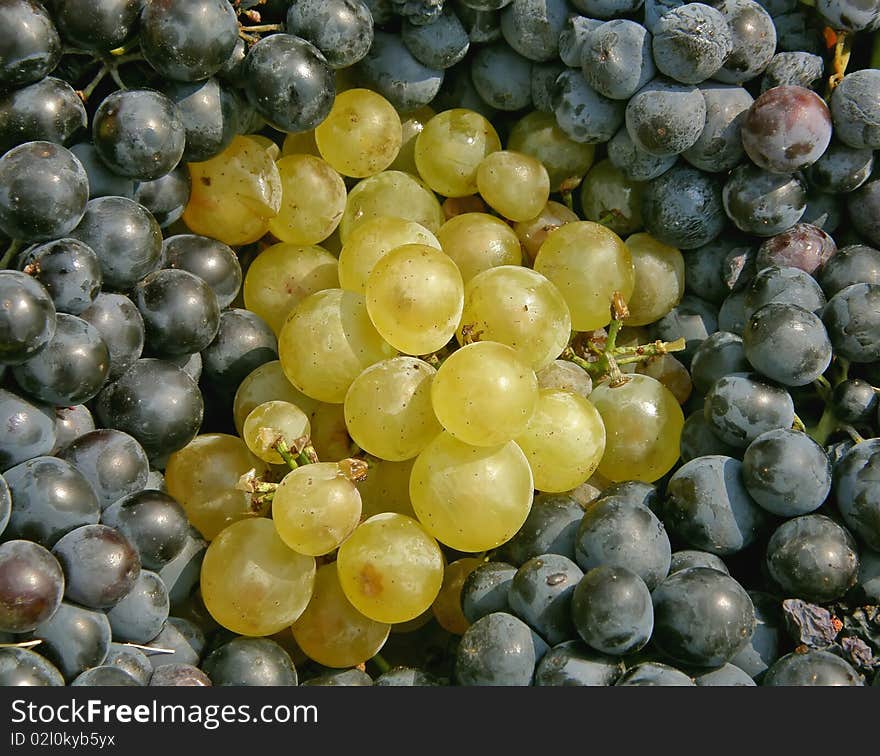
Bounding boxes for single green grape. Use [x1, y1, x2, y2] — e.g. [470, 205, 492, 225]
[242, 400, 311, 465]
[513, 201, 579, 264]
[308, 402, 356, 462]
[580, 158, 645, 237]
[436, 212, 522, 283]
[389, 105, 435, 175]
[357, 458, 417, 520]
[623, 232, 685, 327]
[536, 359, 593, 397]
[476, 150, 550, 222]
[432, 557, 483, 635]
[233, 360, 320, 436]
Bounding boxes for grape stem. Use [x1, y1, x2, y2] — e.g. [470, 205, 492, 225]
[108, 36, 141, 57]
[371, 653, 391, 674]
[0, 639, 42, 650]
[840, 425, 866, 445]
[239, 24, 283, 33]
[813, 374, 833, 401]
[825, 29, 851, 95]
[0, 239, 21, 270]
[77, 64, 110, 102]
[122, 642, 175, 655]
[792, 413, 807, 433]
[806, 404, 838, 445]
[872, 30, 880, 69]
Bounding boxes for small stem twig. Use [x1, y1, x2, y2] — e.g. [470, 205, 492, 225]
[0, 639, 43, 649]
[371, 654, 391, 674]
[0, 239, 21, 269]
[109, 66, 127, 91]
[813, 375, 833, 401]
[806, 404, 838, 446]
[840, 425, 866, 445]
[792, 413, 807, 433]
[239, 24, 283, 33]
[77, 64, 109, 102]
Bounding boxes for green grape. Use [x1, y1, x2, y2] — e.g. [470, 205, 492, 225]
[244, 135, 281, 161]
[410, 431, 534, 552]
[476, 150, 550, 222]
[336, 513, 444, 624]
[364, 244, 464, 356]
[278, 289, 397, 403]
[291, 563, 390, 669]
[309, 402, 356, 462]
[233, 360, 320, 436]
[636, 354, 692, 405]
[436, 212, 522, 283]
[201, 518, 316, 636]
[414, 109, 502, 198]
[243, 242, 339, 335]
[315, 88, 403, 178]
[272, 462, 362, 556]
[344, 357, 442, 461]
[456, 266, 571, 371]
[339, 170, 445, 242]
[184, 135, 282, 246]
[389, 105, 435, 175]
[536, 359, 592, 397]
[622, 233, 685, 327]
[338, 216, 440, 294]
[432, 557, 482, 635]
[513, 201, 579, 265]
[282, 129, 320, 157]
[514, 388, 606, 493]
[165, 434, 269, 541]
[242, 400, 311, 465]
[268, 155, 347, 245]
[507, 110, 596, 192]
[534, 221, 635, 331]
[357, 458, 417, 519]
[431, 341, 538, 447]
[590, 374, 684, 483]
[580, 159, 645, 236]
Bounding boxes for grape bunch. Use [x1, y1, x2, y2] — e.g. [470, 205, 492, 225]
[0, 0, 879, 688]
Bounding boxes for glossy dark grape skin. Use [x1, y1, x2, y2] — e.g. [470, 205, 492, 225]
[834, 439, 880, 551]
[818, 244, 880, 298]
[743, 266, 826, 322]
[0, 77, 86, 155]
[12, 313, 109, 407]
[607, 127, 676, 183]
[165, 78, 240, 164]
[499, 0, 568, 62]
[534, 641, 624, 686]
[760, 52, 824, 93]
[581, 20, 655, 101]
[832, 379, 878, 426]
[140, 0, 239, 83]
[3, 456, 100, 547]
[0, 540, 64, 633]
[0, 389, 57, 471]
[244, 34, 335, 134]
[102, 490, 189, 571]
[0, 0, 61, 89]
[54, 0, 141, 52]
[669, 550, 729, 575]
[167, 617, 206, 659]
[469, 42, 532, 111]
[201, 638, 299, 686]
[755, 223, 837, 276]
[574, 496, 671, 591]
[71, 665, 141, 686]
[200, 308, 278, 397]
[729, 590, 780, 681]
[143, 621, 200, 670]
[455, 611, 548, 686]
[106, 570, 168, 644]
[682, 84, 752, 173]
[599, 481, 660, 512]
[287, 0, 374, 70]
[27, 601, 111, 682]
[662, 455, 766, 555]
[157, 528, 205, 605]
[402, 6, 469, 69]
[460, 561, 516, 623]
[652, 567, 755, 668]
[0, 271, 56, 365]
[530, 61, 565, 114]
[373, 667, 443, 686]
[495, 493, 583, 565]
[717, 291, 748, 336]
[652, 4, 733, 85]
[741, 85, 832, 174]
[625, 79, 706, 157]
[80, 292, 145, 380]
[822, 283, 880, 363]
[162, 235, 241, 310]
[0, 141, 88, 243]
[69, 142, 135, 200]
[302, 668, 373, 686]
[69, 197, 163, 292]
[805, 141, 874, 194]
[92, 89, 186, 182]
[712, 0, 776, 85]
[132, 167, 190, 230]
[704, 373, 795, 448]
[552, 68, 625, 145]
[693, 663, 756, 685]
[689, 331, 749, 395]
[802, 190, 842, 235]
[103, 643, 152, 685]
[741, 429, 831, 517]
[507, 553, 583, 645]
[18, 238, 101, 316]
[615, 661, 695, 686]
[0, 647, 64, 686]
[95, 359, 204, 463]
[766, 515, 859, 602]
[679, 411, 742, 463]
[848, 178, 880, 247]
[830, 69, 880, 150]
[763, 650, 863, 686]
[149, 663, 211, 687]
[723, 163, 806, 237]
[457, 4, 505, 45]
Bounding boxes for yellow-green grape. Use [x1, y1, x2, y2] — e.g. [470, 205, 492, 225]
[410, 432, 534, 552]
[244, 134, 281, 161]
[282, 129, 320, 157]
[201, 518, 316, 636]
[268, 155, 347, 245]
[233, 360, 320, 436]
[436, 212, 522, 283]
[513, 201, 579, 264]
[507, 110, 596, 192]
[339, 170, 445, 242]
[590, 374, 684, 483]
[183, 135, 282, 246]
[431, 341, 538, 447]
[475, 150, 550, 222]
[344, 357, 442, 461]
[243, 243, 339, 335]
[456, 266, 571, 371]
[636, 354, 693, 405]
[364, 244, 464, 356]
[278, 289, 397, 403]
[536, 359, 593, 397]
[623, 233, 685, 327]
[391, 608, 434, 634]
[357, 458, 416, 519]
[291, 563, 390, 669]
[165, 434, 269, 541]
[272, 462, 362, 556]
[432, 557, 482, 635]
[389, 105, 434, 175]
[580, 159, 645, 237]
[315, 88, 403, 178]
[242, 400, 311, 465]
[336, 513, 444, 624]
[514, 389, 606, 493]
[414, 109, 502, 197]
[534, 221, 635, 331]
[338, 216, 440, 294]
[309, 402, 355, 461]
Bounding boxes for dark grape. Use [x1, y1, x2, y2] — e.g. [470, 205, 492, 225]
[679, 411, 742, 462]
[534, 641, 624, 686]
[755, 223, 836, 275]
[834, 439, 880, 551]
[495, 493, 584, 565]
[607, 127, 677, 183]
[848, 178, 880, 247]
[615, 661, 695, 685]
[0, 270, 56, 365]
[469, 42, 531, 111]
[200, 308, 278, 396]
[822, 283, 880, 363]
[0, 647, 64, 686]
[18, 238, 101, 315]
[0, 540, 64, 632]
[80, 292, 145, 380]
[642, 165, 725, 250]
[598, 481, 660, 511]
[0, 389, 57, 471]
[106, 570, 169, 643]
[650, 294, 719, 363]
[102, 490, 189, 570]
[831, 379, 878, 425]
[830, 69, 880, 150]
[132, 166, 191, 229]
[712, 0, 776, 85]
[499, 0, 567, 62]
[149, 663, 211, 686]
[805, 141, 874, 194]
[818, 244, 880, 298]
[669, 550, 729, 575]
[694, 663, 756, 686]
[0, 0, 61, 89]
[162, 235, 241, 310]
[581, 20, 655, 101]
[71, 665, 141, 686]
[143, 621, 200, 670]
[157, 527, 206, 605]
[558, 16, 599, 67]
[402, 6, 469, 69]
[54, 0, 141, 52]
[652, 4, 733, 85]
[760, 52, 824, 93]
[689, 331, 749, 395]
[373, 667, 443, 686]
[744, 266, 826, 321]
[682, 84, 752, 173]
[552, 68, 624, 144]
[287, 0, 374, 70]
[507, 553, 583, 645]
[455, 611, 548, 685]
[625, 79, 706, 157]
[460, 561, 516, 623]
[704, 373, 795, 447]
[529, 61, 564, 113]
[301, 668, 373, 686]
[729, 591, 781, 681]
[763, 649, 863, 686]
[723, 163, 806, 236]
[201, 637, 299, 686]
[0, 77, 86, 155]
[68, 142, 135, 200]
[103, 643, 152, 685]
[28, 601, 111, 682]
